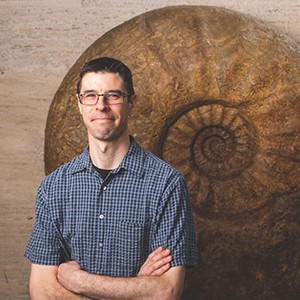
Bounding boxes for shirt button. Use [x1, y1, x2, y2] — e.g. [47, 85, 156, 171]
[99, 242, 104, 248]
[99, 214, 104, 219]
[103, 186, 107, 190]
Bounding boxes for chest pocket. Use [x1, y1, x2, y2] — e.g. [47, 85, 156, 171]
[108, 220, 150, 276]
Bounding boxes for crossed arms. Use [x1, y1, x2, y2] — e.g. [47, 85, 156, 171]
[29, 247, 186, 300]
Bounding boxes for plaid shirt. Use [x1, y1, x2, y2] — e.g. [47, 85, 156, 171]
[25, 138, 198, 277]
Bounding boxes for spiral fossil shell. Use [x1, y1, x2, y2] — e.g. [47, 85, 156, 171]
[160, 101, 259, 216]
[45, 6, 300, 300]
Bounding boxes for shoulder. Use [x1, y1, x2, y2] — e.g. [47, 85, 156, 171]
[40, 149, 90, 189]
[139, 146, 186, 186]
[143, 148, 177, 173]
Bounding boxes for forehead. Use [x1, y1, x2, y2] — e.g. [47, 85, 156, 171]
[81, 72, 125, 91]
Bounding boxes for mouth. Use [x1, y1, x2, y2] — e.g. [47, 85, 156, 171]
[92, 115, 115, 122]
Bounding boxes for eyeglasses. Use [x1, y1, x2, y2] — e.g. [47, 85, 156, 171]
[78, 91, 130, 106]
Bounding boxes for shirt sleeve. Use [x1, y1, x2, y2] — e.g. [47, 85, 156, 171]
[151, 173, 198, 268]
[24, 183, 65, 265]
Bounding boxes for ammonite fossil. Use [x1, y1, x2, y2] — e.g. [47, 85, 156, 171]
[45, 6, 300, 300]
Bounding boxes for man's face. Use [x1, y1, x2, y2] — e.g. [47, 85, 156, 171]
[78, 72, 133, 143]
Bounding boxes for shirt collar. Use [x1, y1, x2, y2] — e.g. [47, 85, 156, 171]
[70, 146, 92, 174]
[113, 136, 145, 178]
[70, 136, 145, 178]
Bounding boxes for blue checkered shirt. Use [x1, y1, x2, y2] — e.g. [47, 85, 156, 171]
[25, 138, 198, 277]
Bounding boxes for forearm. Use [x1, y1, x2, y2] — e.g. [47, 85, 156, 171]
[80, 274, 170, 300]
[30, 280, 92, 300]
[29, 264, 94, 300]
[61, 266, 185, 300]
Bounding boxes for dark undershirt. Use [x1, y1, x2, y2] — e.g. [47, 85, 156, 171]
[93, 164, 112, 180]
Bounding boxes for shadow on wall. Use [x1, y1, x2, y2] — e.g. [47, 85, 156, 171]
[45, 6, 300, 300]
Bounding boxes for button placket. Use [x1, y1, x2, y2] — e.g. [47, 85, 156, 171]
[98, 183, 107, 249]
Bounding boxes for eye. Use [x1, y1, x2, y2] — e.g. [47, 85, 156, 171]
[84, 92, 97, 99]
[106, 92, 122, 100]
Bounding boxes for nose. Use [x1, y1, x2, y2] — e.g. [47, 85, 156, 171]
[96, 95, 109, 111]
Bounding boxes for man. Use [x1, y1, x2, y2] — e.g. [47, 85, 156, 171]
[25, 57, 198, 299]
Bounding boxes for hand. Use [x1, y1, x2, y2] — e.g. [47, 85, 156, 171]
[57, 261, 84, 294]
[138, 246, 172, 276]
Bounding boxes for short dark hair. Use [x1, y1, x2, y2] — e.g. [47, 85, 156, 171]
[77, 57, 135, 96]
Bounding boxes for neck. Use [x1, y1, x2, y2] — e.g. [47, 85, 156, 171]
[88, 134, 131, 170]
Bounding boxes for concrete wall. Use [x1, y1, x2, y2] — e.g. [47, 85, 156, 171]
[0, 1, 299, 299]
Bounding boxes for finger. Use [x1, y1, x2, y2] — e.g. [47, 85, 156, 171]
[147, 248, 171, 264]
[145, 246, 164, 261]
[138, 247, 172, 276]
[151, 262, 171, 276]
[149, 254, 172, 271]
[139, 253, 172, 275]
[139, 247, 165, 269]
[149, 249, 171, 267]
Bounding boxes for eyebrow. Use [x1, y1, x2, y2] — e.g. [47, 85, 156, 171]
[81, 89, 97, 94]
[81, 89, 124, 94]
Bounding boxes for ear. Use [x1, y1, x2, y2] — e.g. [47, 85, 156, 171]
[77, 95, 83, 115]
[128, 94, 137, 114]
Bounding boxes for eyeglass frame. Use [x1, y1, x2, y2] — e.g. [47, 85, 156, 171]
[77, 91, 131, 106]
